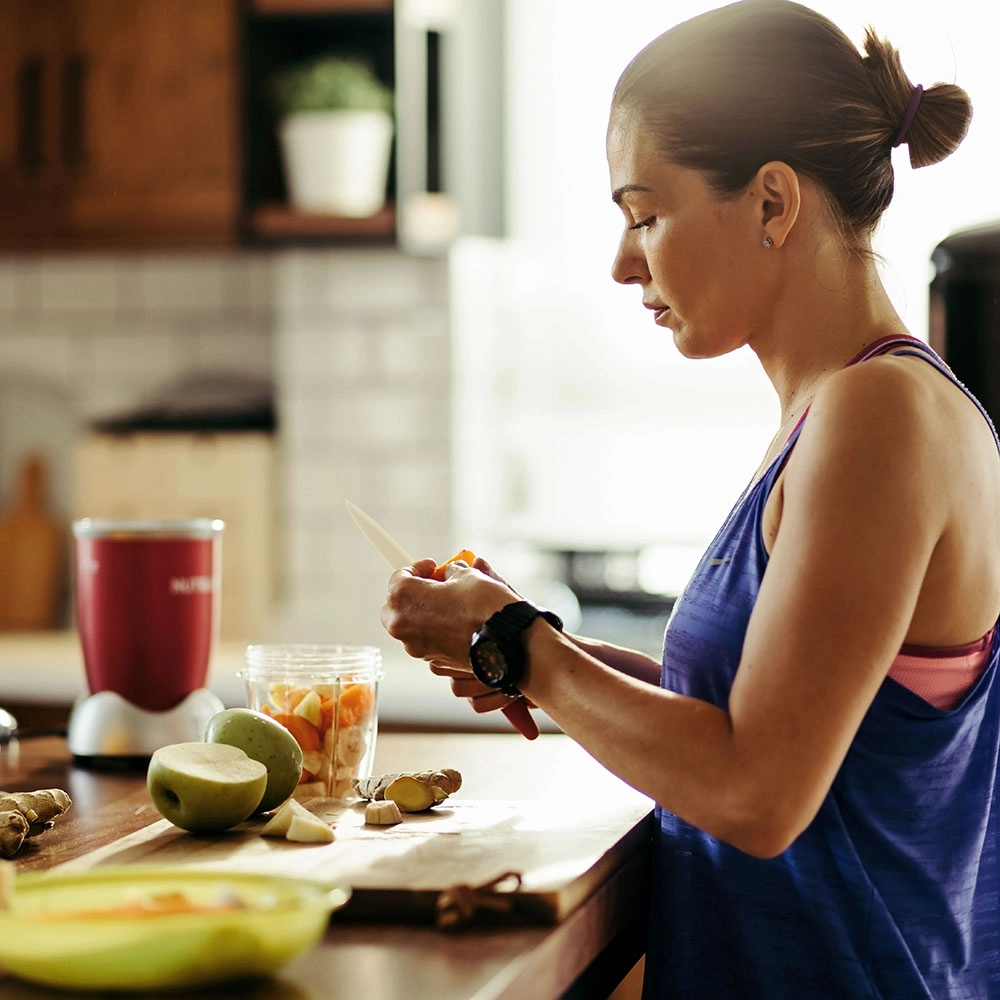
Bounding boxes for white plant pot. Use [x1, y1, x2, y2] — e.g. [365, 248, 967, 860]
[278, 110, 393, 217]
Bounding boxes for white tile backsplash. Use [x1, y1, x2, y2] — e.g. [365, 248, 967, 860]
[0, 326, 75, 382]
[271, 248, 451, 646]
[0, 265, 20, 315]
[0, 248, 451, 646]
[273, 249, 447, 314]
[0, 260, 41, 315]
[89, 325, 179, 378]
[193, 320, 273, 375]
[375, 314, 451, 380]
[273, 321, 370, 380]
[135, 256, 232, 312]
[36, 257, 123, 313]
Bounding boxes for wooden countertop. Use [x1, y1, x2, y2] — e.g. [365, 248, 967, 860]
[0, 732, 652, 1000]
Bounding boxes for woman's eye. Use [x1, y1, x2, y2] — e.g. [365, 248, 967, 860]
[630, 216, 655, 231]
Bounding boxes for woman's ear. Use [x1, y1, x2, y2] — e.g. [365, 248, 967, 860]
[754, 161, 800, 249]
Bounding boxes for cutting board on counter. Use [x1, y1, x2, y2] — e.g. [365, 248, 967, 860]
[0, 454, 65, 630]
[57, 794, 653, 924]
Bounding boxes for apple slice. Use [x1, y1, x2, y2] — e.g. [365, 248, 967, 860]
[147, 743, 267, 834]
[260, 798, 334, 843]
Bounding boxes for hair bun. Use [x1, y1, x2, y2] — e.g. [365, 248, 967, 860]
[863, 28, 972, 168]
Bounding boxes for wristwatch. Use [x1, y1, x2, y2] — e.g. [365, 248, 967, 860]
[469, 600, 564, 696]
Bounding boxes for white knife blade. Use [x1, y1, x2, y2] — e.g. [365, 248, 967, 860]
[345, 500, 414, 570]
[345, 498, 541, 740]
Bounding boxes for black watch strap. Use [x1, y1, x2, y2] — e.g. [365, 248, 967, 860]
[486, 600, 563, 639]
[470, 601, 564, 696]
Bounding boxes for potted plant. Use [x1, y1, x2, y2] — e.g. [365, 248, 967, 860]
[269, 55, 394, 217]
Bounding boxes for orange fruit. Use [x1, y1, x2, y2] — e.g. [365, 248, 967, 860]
[338, 684, 375, 727]
[431, 549, 476, 581]
[272, 712, 321, 752]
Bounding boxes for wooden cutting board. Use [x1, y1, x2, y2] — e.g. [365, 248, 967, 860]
[0, 454, 65, 630]
[56, 793, 653, 925]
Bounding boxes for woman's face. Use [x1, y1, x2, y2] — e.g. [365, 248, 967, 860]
[607, 109, 766, 359]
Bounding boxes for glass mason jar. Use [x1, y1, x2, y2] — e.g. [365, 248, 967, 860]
[243, 644, 383, 801]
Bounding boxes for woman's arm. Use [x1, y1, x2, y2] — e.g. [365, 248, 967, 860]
[565, 634, 662, 684]
[466, 554, 662, 683]
[383, 363, 950, 858]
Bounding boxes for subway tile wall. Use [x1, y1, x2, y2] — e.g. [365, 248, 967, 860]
[270, 250, 452, 648]
[0, 250, 452, 648]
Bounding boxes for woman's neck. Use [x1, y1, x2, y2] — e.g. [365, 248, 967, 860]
[751, 245, 909, 422]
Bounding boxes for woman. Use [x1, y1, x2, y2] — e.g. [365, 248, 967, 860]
[381, 1, 999, 995]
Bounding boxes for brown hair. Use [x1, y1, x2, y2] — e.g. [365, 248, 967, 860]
[611, 0, 972, 242]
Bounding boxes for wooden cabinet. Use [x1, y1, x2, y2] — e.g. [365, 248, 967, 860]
[0, 0, 401, 250]
[0, 0, 240, 249]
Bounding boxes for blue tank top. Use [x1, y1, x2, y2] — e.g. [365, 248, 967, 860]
[643, 336, 1000, 999]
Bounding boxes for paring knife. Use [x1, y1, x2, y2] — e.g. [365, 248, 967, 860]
[345, 499, 539, 740]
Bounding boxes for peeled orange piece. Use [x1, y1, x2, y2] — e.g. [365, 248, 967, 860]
[431, 549, 476, 581]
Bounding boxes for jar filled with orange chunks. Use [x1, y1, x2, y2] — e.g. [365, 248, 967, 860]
[242, 644, 383, 801]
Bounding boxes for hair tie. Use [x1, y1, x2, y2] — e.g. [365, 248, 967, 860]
[892, 84, 924, 148]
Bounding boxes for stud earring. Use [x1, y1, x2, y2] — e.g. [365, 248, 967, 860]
[762, 235, 774, 249]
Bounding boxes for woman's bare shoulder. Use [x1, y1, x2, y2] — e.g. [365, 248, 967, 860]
[801, 350, 969, 471]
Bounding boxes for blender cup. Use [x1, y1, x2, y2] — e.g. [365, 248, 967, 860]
[243, 644, 383, 801]
[67, 517, 226, 761]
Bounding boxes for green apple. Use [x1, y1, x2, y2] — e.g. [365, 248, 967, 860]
[147, 742, 267, 833]
[204, 708, 303, 813]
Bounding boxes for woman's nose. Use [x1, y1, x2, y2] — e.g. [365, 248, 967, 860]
[611, 231, 648, 286]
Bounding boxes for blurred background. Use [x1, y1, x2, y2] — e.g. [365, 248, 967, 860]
[1, 0, 998, 724]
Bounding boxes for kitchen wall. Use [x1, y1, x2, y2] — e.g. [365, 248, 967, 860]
[270, 250, 451, 647]
[0, 250, 451, 649]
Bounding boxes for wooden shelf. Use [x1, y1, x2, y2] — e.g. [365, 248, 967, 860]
[249, 201, 396, 241]
[250, 0, 393, 14]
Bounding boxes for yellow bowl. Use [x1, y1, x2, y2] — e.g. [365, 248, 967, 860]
[0, 867, 350, 992]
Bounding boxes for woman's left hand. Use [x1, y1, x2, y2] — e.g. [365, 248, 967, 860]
[380, 556, 518, 672]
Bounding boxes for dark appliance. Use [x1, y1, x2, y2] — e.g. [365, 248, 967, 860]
[930, 220, 1000, 425]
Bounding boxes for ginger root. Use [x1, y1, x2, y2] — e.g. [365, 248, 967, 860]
[354, 768, 462, 813]
[0, 788, 72, 858]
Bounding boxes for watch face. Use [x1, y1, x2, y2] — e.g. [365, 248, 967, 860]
[472, 640, 507, 687]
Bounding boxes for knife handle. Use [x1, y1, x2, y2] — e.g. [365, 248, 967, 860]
[502, 698, 539, 740]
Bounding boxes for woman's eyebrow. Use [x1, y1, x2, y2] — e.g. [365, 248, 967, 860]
[612, 183, 653, 205]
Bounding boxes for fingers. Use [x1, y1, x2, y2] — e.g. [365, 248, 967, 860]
[427, 661, 505, 705]
[381, 560, 438, 641]
[472, 555, 505, 585]
[442, 559, 470, 580]
[406, 557, 439, 579]
[428, 661, 469, 678]
[379, 552, 520, 668]
[467, 690, 518, 715]
[450, 676, 492, 699]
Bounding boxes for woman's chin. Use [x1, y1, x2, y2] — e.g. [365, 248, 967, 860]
[673, 332, 741, 361]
